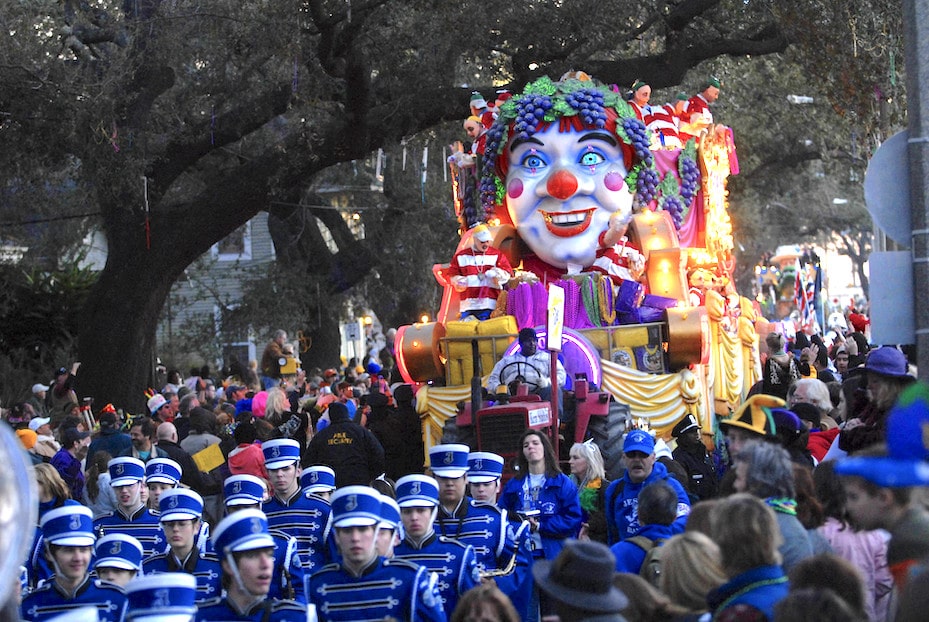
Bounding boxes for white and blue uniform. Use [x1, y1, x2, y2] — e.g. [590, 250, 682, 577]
[94, 506, 165, 558]
[21, 576, 127, 622]
[309, 556, 446, 622]
[142, 551, 222, 603]
[262, 489, 333, 572]
[394, 532, 479, 617]
[195, 597, 308, 621]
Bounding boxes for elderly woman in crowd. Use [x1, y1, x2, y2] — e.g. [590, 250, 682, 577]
[733, 442, 814, 571]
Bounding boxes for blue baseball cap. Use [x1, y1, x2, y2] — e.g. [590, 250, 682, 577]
[429, 443, 471, 478]
[262, 438, 301, 470]
[212, 509, 275, 554]
[41, 505, 95, 547]
[109, 457, 146, 487]
[159, 489, 204, 522]
[223, 474, 267, 507]
[145, 458, 182, 486]
[301, 465, 337, 494]
[94, 533, 144, 572]
[467, 452, 504, 483]
[396, 474, 440, 508]
[331, 486, 382, 528]
[125, 573, 198, 622]
[836, 383, 929, 486]
[623, 429, 655, 455]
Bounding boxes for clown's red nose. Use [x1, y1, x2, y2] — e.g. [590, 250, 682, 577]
[546, 170, 578, 200]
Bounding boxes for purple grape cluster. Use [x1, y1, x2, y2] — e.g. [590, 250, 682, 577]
[679, 155, 700, 204]
[635, 167, 660, 205]
[512, 95, 554, 141]
[663, 196, 684, 228]
[565, 88, 607, 128]
[621, 118, 654, 166]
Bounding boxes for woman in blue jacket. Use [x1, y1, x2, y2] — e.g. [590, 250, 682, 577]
[499, 429, 582, 561]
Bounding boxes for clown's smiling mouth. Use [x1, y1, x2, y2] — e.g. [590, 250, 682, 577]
[540, 208, 596, 237]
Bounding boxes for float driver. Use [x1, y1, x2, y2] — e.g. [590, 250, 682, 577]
[486, 327, 566, 413]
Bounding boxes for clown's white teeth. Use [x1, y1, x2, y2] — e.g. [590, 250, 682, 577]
[551, 212, 585, 225]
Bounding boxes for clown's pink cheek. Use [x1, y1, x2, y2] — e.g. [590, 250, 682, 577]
[507, 179, 524, 199]
[604, 172, 626, 192]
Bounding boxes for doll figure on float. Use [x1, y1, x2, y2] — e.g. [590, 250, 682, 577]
[476, 74, 658, 285]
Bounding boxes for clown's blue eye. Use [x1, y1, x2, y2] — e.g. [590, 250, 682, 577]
[580, 151, 605, 166]
[521, 154, 546, 169]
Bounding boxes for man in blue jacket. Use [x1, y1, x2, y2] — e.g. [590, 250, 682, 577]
[605, 429, 690, 543]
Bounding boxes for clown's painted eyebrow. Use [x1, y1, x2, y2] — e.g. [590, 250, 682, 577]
[510, 136, 545, 151]
[578, 132, 618, 146]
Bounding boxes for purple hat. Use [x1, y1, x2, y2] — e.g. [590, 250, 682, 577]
[865, 347, 911, 378]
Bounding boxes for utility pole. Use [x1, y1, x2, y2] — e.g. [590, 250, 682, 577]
[905, 0, 929, 379]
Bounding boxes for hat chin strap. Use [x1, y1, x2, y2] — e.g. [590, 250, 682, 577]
[225, 551, 267, 610]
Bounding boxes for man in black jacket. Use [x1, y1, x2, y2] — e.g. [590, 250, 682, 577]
[303, 402, 385, 487]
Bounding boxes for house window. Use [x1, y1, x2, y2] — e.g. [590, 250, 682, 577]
[213, 222, 252, 261]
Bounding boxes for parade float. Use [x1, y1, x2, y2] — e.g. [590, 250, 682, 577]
[393, 73, 761, 471]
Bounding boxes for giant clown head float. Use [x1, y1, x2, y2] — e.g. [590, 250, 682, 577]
[478, 75, 657, 275]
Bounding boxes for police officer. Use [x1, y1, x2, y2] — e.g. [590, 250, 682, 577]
[143, 489, 222, 604]
[223, 474, 307, 603]
[261, 439, 334, 573]
[94, 457, 164, 557]
[394, 474, 480, 617]
[21, 505, 128, 621]
[307, 486, 445, 621]
[195, 509, 306, 621]
[671, 414, 719, 501]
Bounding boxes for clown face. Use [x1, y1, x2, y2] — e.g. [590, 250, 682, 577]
[505, 122, 633, 269]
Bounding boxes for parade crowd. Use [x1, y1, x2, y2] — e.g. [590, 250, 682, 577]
[4, 313, 929, 622]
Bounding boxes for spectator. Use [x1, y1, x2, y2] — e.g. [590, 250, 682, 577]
[155, 422, 219, 497]
[708, 494, 789, 620]
[46, 363, 79, 427]
[610, 480, 677, 575]
[839, 346, 915, 454]
[88, 410, 131, 459]
[227, 421, 268, 480]
[392, 384, 425, 478]
[16, 429, 44, 465]
[568, 440, 610, 543]
[82, 450, 118, 518]
[180, 407, 221, 455]
[121, 418, 169, 463]
[659, 531, 727, 617]
[604, 429, 690, 543]
[49, 427, 91, 501]
[792, 464, 832, 555]
[28, 383, 49, 417]
[733, 442, 813, 571]
[303, 402, 385, 488]
[28, 416, 59, 460]
[532, 540, 628, 622]
[786, 554, 869, 621]
[260, 329, 288, 389]
[450, 583, 519, 622]
[812, 460, 892, 622]
[762, 332, 801, 400]
[773, 588, 867, 622]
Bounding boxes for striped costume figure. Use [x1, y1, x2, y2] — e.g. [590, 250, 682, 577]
[445, 224, 513, 321]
